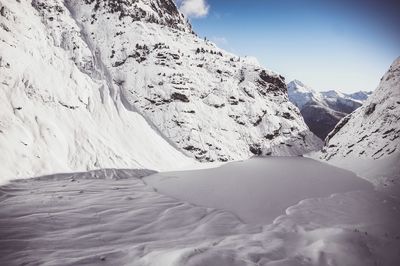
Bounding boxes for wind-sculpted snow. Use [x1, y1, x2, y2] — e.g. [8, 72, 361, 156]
[1, 164, 399, 266]
[319, 57, 400, 190]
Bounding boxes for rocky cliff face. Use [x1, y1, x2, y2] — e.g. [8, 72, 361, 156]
[0, 0, 320, 181]
[288, 80, 369, 140]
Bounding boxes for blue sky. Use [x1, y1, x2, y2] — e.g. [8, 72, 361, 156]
[178, 0, 400, 92]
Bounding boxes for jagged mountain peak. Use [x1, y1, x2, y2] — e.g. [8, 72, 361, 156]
[288, 79, 313, 93]
[287, 80, 320, 109]
[289, 79, 307, 88]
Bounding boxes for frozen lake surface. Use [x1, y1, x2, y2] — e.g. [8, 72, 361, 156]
[1, 158, 399, 266]
[146, 157, 372, 224]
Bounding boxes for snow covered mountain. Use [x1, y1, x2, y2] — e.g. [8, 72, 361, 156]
[0, 0, 198, 183]
[0, 0, 320, 182]
[288, 80, 370, 139]
[319, 57, 400, 188]
[343, 91, 372, 102]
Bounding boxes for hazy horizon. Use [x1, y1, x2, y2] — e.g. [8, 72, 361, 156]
[178, 0, 400, 93]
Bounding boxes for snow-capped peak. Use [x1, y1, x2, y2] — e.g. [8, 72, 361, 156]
[321, 89, 346, 99]
[287, 80, 321, 109]
[347, 91, 372, 101]
[287, 80, 371, 140]
[288, 79, 313, 93]
[290, 79, 306, 88]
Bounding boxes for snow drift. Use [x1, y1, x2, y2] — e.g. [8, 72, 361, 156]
[1, 162, 398, 266]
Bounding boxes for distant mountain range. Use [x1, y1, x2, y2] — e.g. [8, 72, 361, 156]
[288, 80, 372, 140]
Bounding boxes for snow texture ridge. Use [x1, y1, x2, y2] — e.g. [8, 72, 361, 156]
[1, 166, 399, 266]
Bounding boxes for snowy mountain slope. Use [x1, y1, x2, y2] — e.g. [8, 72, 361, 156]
[63, 0, 322, 161]
[41, 0, 321, 159]
[288, 80, 325, 109]
[321, 90, 366, 114]
[347, 90, 373, 101]
[319, 57, 400, 188]
[288, 80, 369, 139]
[0, 0, 196, 183]
[0, 0, 320, 182]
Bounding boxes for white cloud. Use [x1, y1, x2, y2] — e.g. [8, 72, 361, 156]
[177, 0, 210, 18]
